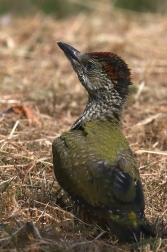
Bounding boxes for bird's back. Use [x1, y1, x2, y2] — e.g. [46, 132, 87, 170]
[53, 119, 141, 209]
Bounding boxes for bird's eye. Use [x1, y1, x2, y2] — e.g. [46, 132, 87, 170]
[86, 62, 95, 71]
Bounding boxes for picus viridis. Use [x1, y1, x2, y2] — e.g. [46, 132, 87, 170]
[52, 42, 156, 243]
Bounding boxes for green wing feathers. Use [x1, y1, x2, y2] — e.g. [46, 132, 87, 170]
[52, 119, 155, 242]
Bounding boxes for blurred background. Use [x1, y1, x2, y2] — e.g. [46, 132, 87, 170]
[0, 0, 167, 17]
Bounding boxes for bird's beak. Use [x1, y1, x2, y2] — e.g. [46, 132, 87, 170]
[57, 41, 81, 68]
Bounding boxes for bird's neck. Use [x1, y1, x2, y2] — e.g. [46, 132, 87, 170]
[71, 95, 124, 130]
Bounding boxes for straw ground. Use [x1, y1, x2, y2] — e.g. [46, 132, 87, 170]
[0, 6, 167, 252]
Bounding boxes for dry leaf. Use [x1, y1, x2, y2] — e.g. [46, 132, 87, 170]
[3, 105, 42, 127]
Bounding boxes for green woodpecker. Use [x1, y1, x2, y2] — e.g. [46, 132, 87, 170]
[52, 42, 155, 243]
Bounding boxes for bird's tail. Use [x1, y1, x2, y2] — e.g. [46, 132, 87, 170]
[107, 210, 156, 243]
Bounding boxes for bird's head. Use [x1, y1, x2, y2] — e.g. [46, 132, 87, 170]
[57, 41, 132, 123]
[57, 41, 132, 101]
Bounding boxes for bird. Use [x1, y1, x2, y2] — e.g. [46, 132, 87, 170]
[52, 41, 156, 243]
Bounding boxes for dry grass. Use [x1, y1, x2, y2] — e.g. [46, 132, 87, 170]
[0, 4, 167, 252]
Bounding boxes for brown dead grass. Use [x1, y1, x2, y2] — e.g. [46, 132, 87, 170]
[0, 4, 167, 252]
